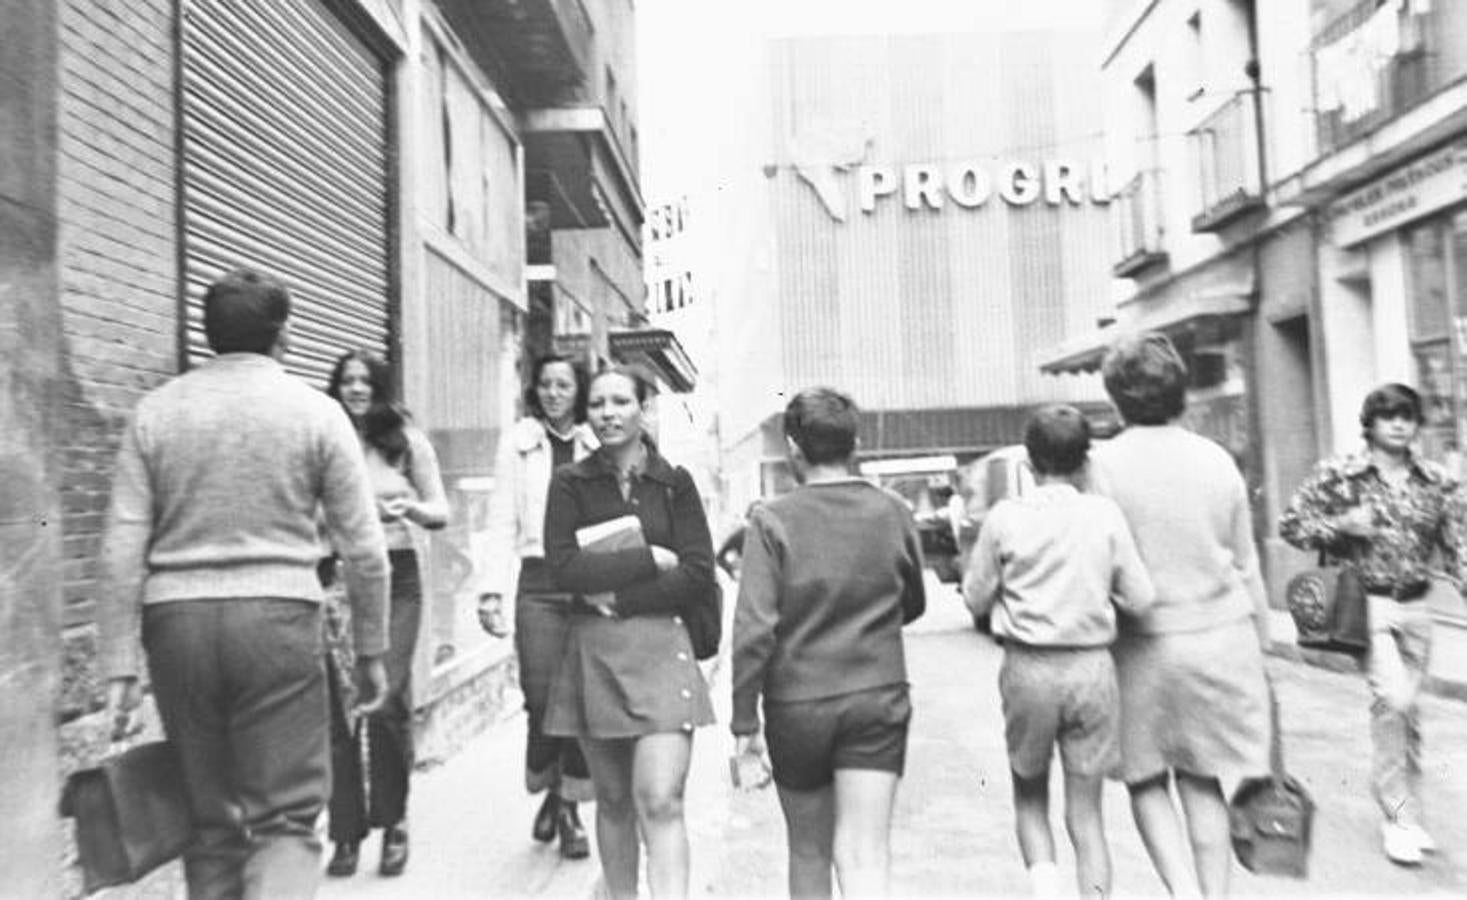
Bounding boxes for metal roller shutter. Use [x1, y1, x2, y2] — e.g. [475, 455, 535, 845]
[181, 0, 390, 387]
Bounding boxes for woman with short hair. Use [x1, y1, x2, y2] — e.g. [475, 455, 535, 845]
[1280, 383, 1461, 866]
[1088, 332, 1271, 898]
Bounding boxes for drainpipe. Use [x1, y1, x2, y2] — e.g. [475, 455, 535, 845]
[1242, 0, 1275, 586]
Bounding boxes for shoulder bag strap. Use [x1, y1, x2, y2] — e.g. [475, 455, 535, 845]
[1266, 676, 1285, 779]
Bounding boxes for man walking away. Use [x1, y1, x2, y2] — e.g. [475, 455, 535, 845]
[98, 269, 391, 899]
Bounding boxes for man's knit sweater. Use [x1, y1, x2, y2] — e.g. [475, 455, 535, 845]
[98, 353, 390, 679]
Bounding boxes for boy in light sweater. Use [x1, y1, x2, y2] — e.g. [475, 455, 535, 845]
[963, 405, 1155, 898]
[99, 269, 391, 897]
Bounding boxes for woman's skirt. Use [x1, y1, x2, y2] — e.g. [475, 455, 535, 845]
[544, 612, 715, 740]
[1114, 617, 1271, 788]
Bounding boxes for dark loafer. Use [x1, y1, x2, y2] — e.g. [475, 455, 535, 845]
[557, 802, 590, 860]
[532, 793, 560, 843]
[326, 841, 359, 877]
[379, 824, 409, 876]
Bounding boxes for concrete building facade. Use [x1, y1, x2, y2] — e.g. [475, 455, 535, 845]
[2, 0, 648, 892]
[1043, 0, 1467, 619]
[1039, 0, 1319, 598]
[719, 29, 1119, 510]
[1289, 0, 1467, 628]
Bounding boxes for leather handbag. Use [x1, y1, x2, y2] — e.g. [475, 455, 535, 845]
[59, 740, 193, 895]
[1229, 685, 1313, 879]
[1285, 553, 1369, 655]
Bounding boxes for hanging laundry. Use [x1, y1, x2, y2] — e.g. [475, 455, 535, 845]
[1313, 35, 1347, 114]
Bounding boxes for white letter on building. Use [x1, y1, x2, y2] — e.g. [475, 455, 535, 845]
[858, 165, 898, 213]
[947, 163, 992, 208]
[903, 164, 944, 210]
[999, 162, 1041, 206]
[1089, 158, 1112, 204]
[1043, 160, 1085, 205]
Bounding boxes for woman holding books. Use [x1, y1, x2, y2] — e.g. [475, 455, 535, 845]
[543, 365, 717, 900]
[479, 354, 598, 858]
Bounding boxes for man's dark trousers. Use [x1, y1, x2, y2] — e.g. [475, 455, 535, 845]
[144, 598, 329, 900]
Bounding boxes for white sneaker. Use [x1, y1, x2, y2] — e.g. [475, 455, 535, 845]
[1027, 861, 1063, 898]
[1400, 822, 1438, 854]
[1382, 822, 1424, 865]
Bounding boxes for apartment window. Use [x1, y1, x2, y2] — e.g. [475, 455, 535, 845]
[1185, 11, 1205, 100]
[1133, 64, 1159, 171]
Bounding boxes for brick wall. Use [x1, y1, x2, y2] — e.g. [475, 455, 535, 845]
[54, 0, 177, 725]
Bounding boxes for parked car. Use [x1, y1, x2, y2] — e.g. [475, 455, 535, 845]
[857, 455, 964, 583]
[952, 445, 1037, 631]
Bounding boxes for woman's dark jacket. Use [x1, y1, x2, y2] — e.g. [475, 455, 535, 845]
[543, 444, 716, 619]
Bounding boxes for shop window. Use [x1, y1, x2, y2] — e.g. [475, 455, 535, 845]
[1405, 219, 1463, 470]
[1406, 225, 1449, 341]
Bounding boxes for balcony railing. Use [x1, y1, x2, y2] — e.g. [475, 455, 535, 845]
[1188, 89, 1265, 232]
[1112, 170, 1168, 278]
[1311, 0, 1467, 155]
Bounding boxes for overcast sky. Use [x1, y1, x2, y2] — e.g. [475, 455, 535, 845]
[635, 0, 1108, 201]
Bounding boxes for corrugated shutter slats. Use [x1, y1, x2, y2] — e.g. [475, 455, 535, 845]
[182, 0, 390, 387]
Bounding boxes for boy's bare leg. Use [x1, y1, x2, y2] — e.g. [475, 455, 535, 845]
[1064, 771, 1111, 898]
[776, 782, 836, 900]
[1013, 770, 1062, 896]
[831, 769, 900, 899]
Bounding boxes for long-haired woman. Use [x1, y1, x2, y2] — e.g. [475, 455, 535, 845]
[480, 353, 598, 858]
[321, 349, 448, 878]
[542, 365, 717, 900]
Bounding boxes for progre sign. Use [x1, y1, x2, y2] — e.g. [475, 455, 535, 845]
[855, 159, 1110, 214]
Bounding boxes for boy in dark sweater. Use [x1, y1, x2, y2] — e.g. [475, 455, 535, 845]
[732, 387, 925, 899]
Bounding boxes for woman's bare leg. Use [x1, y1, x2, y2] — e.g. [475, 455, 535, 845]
[632, 732, 695, 900]
[1128, 773, 1200, 897]
[581, 738, 639, 900]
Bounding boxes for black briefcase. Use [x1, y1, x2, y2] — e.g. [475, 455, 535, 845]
[59, 741, 193, 894]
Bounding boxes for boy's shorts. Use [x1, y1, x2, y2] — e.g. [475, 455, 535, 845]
[764, 683, 912, 791]
[999, 645, 1118, 780]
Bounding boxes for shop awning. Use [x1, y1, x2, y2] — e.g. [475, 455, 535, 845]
[609, 328, 698, 393]
[1038, 292, 1253, 374]
[1039, 252, 1256, 375]
[753, 402, 1120, 459]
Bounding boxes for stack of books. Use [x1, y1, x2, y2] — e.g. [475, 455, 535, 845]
[575, 515, 645, 612]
